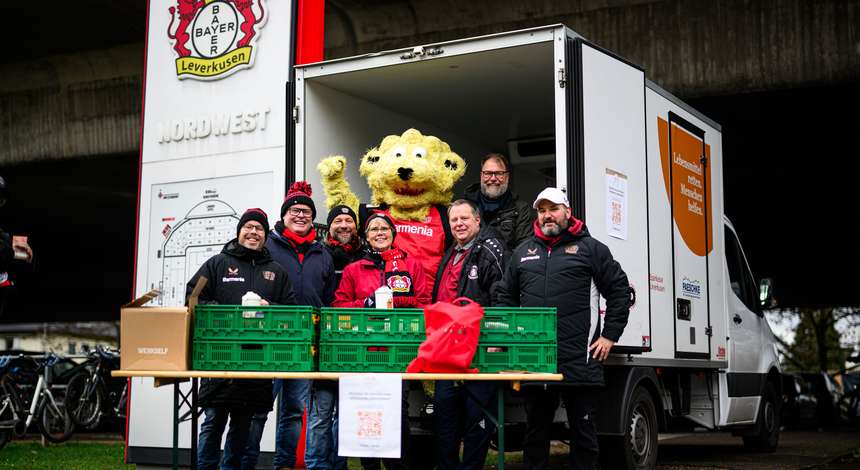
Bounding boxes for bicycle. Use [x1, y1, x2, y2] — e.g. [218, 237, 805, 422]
[64, 346, 127, 430]
[0, 353, 75, 448]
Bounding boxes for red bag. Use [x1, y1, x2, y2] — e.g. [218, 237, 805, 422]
[406, 298, 484, 373]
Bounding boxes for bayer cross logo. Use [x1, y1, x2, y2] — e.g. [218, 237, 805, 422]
[167, 0, 267, 80]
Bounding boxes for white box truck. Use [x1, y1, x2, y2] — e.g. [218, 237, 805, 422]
[292, 24, 782, 469]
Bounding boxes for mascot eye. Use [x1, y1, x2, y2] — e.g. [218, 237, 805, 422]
[412, 147, 427, 158]
[392, 146, 406, 158]
[445, 159, 459, 170]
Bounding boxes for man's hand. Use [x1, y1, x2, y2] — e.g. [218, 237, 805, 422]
[259, 299, 270, 306]
[588, 336, 615, 361]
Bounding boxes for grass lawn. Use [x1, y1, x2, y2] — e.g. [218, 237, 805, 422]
[0, 441, 133, 470]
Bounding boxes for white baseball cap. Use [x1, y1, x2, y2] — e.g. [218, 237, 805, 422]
[532, 187, 569, 209]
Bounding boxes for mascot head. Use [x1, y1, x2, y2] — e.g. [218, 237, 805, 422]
[359, 129, 466, 212]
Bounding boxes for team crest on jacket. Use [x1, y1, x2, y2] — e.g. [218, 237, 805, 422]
[468, 265, 478, 280]
[227, 266, 239, 276]
[387, 275, 412, 293]
[223, 266, 245, 282]
[527, 248, 537, 255]
[262, 271, 275, 281]
[167, 0, 267, 80]
[565, 245, 579, 255]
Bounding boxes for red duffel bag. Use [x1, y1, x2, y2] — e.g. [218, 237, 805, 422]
[406, 297, 484, 373]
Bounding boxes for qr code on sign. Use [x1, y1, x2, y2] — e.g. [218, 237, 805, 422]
[357, 411, 383, 438]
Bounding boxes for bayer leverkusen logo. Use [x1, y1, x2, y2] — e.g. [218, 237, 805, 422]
[167, 0, 267, 80]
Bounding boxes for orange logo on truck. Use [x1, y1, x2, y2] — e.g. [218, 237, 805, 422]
[167, 0, 267, 80]
[657, 117, 713, 256]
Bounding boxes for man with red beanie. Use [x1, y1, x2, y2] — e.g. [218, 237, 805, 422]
[243, 182, 339, 470]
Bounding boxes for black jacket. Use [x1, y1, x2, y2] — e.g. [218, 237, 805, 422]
[186, 239, 296, 411]
[464, 183, 534, 252]
[324, 236, 363, 288]
[431, 227, 506, 306]
[495, 220, 630, 386]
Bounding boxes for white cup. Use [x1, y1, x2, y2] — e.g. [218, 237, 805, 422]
[374, 286, 393, 309]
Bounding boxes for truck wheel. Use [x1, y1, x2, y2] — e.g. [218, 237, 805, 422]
[599, 386, 658, 470]
[743, 382, 780, 452]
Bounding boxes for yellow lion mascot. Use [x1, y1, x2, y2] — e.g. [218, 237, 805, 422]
[317, 128, 466, 288]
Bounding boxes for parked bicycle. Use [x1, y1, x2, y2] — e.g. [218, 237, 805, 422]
[64, 346, 127, 431]
[0, 353, 75, 448]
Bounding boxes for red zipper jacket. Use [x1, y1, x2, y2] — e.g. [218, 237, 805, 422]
[332, 248, 431, 308]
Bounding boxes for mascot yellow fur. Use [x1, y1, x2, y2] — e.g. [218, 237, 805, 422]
[318, 128, 466, 289]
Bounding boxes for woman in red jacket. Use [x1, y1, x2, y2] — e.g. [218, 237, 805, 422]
[334, 213, 430, 308]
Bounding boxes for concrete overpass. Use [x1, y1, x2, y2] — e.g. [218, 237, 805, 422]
[0, 0, 857, 320]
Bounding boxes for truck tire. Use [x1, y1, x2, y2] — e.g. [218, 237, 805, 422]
[743, 382, 780, 452]
[599, 386, 658, 470]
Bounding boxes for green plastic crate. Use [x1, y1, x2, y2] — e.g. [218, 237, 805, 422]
[480, 307, 557, 342]
[471, 342, 557, 373]
[318, 342, 419, 372]
[319, 308, 424, 342]
[194, 305, 316, 341]
[193, 340, 314, 371]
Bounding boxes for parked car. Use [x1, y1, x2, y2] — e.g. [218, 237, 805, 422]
[800, 371, 843, 427]
[781, 373, 819, 429]
[838, 373, 860, 423]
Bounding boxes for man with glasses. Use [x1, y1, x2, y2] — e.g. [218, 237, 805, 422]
[187, 208, 296, 470]
[464, 153, 535, 251]
[243, 182, 339, 470]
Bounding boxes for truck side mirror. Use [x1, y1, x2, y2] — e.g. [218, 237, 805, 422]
[759, 278, 775, 309]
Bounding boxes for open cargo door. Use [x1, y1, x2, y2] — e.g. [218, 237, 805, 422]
[564, 37, 651, 352]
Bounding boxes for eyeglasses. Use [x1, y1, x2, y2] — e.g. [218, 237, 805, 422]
[481, 170, 509, 179]
[367, 226, 392, 234]
[287, 207, 313, 217]
[242, 223, 266, 233]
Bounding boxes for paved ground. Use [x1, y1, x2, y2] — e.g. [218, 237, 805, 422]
[656, 430, 860, 469]
[490, 428, 860, 469]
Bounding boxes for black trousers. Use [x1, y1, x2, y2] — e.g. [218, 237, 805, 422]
[523, 386, 599, 470]
[433, 380, 498, 470]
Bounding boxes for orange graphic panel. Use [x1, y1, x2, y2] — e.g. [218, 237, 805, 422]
[657, 117, 713, 256]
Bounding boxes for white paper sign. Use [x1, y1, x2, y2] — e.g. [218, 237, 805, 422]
[338, 374, 402, 458]
[605, 169, 628, 240]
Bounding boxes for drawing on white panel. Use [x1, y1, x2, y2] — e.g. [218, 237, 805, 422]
[157, 200, 239, 306]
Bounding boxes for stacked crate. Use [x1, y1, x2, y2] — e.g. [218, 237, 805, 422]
[474, 307, 557, 373]
[192, 305, 316, 371]
[318, 307, 557, 373]
[318, 308, 424, 372]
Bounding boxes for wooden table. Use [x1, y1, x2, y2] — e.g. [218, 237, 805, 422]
[114, 370, 562, 470]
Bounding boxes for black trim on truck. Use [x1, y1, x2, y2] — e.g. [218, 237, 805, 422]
[727, 372, 767, 397]
[565, 37, 585, 220]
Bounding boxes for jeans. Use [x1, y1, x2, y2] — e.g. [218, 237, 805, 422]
[523, 387, 599, 470]
[198, 406, 254, 470]
[433, 380, 497, 470]
[304, 382, 348, 470]
[239, 411, 269, 470]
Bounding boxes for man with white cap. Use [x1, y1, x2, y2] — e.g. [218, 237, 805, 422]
[495, 187, 631, 470]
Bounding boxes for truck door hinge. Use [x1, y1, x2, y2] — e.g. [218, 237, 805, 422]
[558, 68, 566, 88]
[705, 326, 713, 337]
[292, 106, 300, 124]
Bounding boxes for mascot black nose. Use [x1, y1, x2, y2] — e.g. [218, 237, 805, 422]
[397, 167, 414, 181]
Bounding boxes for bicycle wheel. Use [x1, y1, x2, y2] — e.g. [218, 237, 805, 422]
[65, 373, 102, 429]
[0, 389, 17, 448]
[36, 397, 74, 443]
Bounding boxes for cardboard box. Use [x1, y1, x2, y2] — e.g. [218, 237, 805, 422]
[120, 290, 190, 371]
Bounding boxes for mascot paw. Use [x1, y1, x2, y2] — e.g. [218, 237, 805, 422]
[318, 156, 347, 179]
